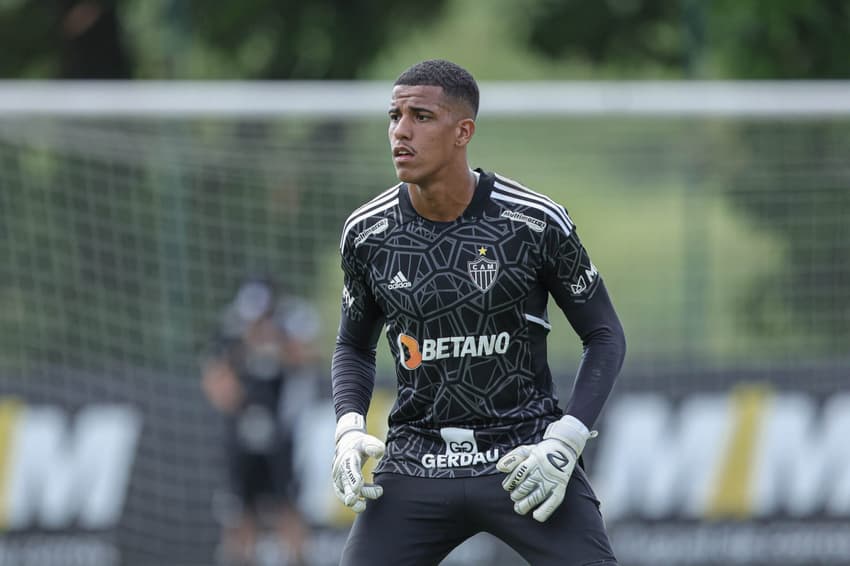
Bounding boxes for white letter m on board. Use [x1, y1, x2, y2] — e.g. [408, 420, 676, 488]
[3, 404, 142, 530]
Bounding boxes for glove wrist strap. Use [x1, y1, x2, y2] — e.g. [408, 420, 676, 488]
[335, 412, 366, 443]
[543, 414, 596, 456]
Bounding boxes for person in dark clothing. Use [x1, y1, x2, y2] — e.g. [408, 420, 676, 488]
[330, 59, 626, 565]
[203, 278, 320, 565]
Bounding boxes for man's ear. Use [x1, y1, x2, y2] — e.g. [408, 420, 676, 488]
[456, 118, 476, 147]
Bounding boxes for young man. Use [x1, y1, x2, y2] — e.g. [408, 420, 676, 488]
[331, 59, 626, 565]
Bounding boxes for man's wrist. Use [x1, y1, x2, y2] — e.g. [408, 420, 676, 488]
[543, 414, 595, 455]
[335, 412, 366, 443]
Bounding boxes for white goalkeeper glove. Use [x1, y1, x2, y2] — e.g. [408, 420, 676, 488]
[496, 415, 596, 522]
[332, 412, 385, 513]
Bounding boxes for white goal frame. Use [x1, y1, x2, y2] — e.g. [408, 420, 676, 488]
[0, 80, 849, 117]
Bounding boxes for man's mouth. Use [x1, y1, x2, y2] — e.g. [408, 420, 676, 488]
[393, 146, 414, 161]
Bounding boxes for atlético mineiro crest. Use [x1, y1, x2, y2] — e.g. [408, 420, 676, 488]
[468, 247, 499, 292]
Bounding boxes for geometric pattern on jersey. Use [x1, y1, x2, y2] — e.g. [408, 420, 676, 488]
[339, 169, 601, 478]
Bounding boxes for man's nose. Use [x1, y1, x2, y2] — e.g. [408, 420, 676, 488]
[392, 115, 412, 139]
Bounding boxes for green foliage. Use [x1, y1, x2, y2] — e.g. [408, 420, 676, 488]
[2, 0, 847, 80]
[0, 0, 58, 77]
[182, 0, 450, 79]
[0, 0, 448, 79]
[523, 0, 850, 78]
[523, 0, 687, 70]
[707, 0, 850, 78]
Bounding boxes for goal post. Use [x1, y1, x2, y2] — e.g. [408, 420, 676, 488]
[2, 80, 850, 116]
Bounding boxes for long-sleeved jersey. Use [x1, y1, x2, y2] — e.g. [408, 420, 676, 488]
[332, 169, 625, 478]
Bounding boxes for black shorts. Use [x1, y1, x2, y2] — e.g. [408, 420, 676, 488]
[340, 466, 617, 566]
[225, 423, 296, 510]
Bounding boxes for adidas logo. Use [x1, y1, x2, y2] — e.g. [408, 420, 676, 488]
[387, 271, 412, 290]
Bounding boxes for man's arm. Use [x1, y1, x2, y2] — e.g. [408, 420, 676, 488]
[330, 241, 387, 512]
[555, 279, 625, 429]
[541, 222, 626, 429]
[498, 217, 625, 522]
[331, 312, 384, 419]
[330, 304, 387, 513]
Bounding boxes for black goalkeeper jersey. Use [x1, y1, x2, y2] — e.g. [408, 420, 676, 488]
[332, 169, 625, 478]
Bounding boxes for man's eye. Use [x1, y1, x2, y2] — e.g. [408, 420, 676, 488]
[389, 113, 399, 121]
[416, 114, 430, 121]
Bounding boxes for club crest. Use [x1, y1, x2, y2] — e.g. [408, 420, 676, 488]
[467, 256, 499, 292]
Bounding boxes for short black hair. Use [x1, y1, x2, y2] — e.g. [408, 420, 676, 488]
[394, 59, 479, 119]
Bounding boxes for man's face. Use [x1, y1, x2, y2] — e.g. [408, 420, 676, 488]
[388, 84, 467, 184]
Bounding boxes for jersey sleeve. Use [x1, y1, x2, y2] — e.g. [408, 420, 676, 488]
[331, 233, 386, 420]
[541, 218, 626, 429]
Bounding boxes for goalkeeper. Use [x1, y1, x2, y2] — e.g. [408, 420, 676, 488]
[332, 59, 626, 565]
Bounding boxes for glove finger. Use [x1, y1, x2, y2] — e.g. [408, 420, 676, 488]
[361, 435, 386, 459]
[332, 461, 350, 501]
[501, 457, 533, 492]
[332, 473, 346, 502]
[339, 455, 364, 508]
[496, 446, 530, 473]
[360, 483, 384, 500]
[509, 476, 541, 502]
[513, 484, 547, 516]
[343, 480, 360, 508]
[532, 485, 566, 522]
[350, 497, 367, 513]
[331, 454, 345, 482]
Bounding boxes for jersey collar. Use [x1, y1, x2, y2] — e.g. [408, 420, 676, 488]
[398, 168, 494, 223]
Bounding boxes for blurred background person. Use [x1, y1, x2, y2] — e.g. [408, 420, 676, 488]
[201, 276, 322, 566]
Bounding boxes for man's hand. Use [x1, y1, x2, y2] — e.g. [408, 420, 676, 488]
[496, 415, 594, 522]
[332, 412, 385, 513]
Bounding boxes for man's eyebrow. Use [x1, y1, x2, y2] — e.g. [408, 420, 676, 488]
[387, 104, 437, 114]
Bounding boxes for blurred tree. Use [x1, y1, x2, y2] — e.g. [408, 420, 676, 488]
[707, 0, 850, 79]
[0, 0, 447, 79]
[522, 0, 850, 79]
[523, 0, 687, 74]
[0, 0, 132, 78]
[60, 0, 133, 78]
[0, 0, 57, 78]
[183, 0, 447, 79]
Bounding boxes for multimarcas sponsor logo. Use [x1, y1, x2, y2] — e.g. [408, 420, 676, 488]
[396, 332, 511, 370]
[353, 218, 389, 248]
[500, 209, 546, 232]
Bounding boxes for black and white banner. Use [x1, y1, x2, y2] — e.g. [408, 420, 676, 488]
[1, 364, 848, 565]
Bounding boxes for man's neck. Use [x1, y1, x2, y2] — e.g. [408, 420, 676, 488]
[407, 167, 477, 222]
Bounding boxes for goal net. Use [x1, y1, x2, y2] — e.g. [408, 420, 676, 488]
[1, 81, 848, 566]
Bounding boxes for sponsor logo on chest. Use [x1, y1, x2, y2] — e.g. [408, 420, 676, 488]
[397, 332, 511, 370]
